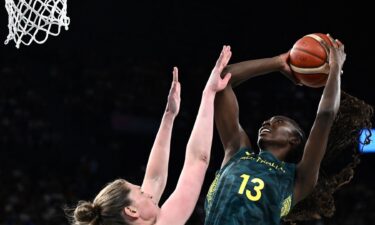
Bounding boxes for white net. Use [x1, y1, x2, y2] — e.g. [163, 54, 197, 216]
[4, 0, 70, 48]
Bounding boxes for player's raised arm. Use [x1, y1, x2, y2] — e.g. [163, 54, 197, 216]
[294, 36, 345, 203]
[214, 50, 300, 165]
[157, 46, 232, 225]
[141, 68, 181, 204]
[221, 51, 298, 87]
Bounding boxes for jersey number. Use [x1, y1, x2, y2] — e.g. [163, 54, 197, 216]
[238, 174, 265, 201]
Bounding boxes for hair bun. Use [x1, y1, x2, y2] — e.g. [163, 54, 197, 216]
[74, 201, 100, 224]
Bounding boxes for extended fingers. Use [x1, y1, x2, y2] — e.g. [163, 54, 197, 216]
[327, 33, 345, 51]
[169, 67, 180, 95]
[327, 33, 338, 48]
[173, 67, 179, 82]
[216, 45, 232, 68]
[336, 39, 345, 51]
[222, 46, 232, 67]
[216, 46, 226, 67]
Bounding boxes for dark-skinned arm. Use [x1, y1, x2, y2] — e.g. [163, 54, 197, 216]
[215, 52, 293, 165]
[293, 37, 345, 204]
[222, 55, 293, 87]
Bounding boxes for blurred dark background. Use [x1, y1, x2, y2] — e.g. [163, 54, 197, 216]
[0, 1, 374, 225]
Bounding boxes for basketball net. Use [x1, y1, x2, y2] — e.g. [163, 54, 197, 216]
[4, 0, 70, 48]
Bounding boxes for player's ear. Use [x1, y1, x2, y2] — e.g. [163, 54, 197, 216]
[124, 206, 139, 220]
[288, 134, 300, 147]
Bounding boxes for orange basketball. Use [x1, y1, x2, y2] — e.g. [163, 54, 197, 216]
[289, 33, 336, 88]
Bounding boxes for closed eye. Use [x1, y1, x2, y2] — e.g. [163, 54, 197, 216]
[272, 118, 283, 124]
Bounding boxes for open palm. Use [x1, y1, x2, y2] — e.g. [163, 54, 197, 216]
[205, 45, 232, 92]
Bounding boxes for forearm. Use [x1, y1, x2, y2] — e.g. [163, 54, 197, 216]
[316, 63, 341, 116]
[296, 66, 342, 198]
[186, 90, 216, 164]
[302, 66, 342, 177]
[143, 112, 175, 189]
[298, 69, 341, 185]
[222, 56, 283, 87]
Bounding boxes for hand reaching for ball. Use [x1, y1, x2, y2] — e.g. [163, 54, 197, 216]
[278, 51, 302, 86]
[327, 34, 346, 73]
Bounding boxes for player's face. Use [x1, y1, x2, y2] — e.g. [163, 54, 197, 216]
[126, 182, 160, 222]
[257, 116, 298, 153]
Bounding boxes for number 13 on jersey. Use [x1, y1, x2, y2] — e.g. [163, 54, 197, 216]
[238, 174, 265, 201]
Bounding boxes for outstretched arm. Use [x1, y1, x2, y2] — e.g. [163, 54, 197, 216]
[158, 46, 232, 225]
[214, 51, 296, 164]
[294, 36, 345, 203]
[214, 86, 251, 166]
[222, 51, 299, 87]
[141, 68, 180, 204]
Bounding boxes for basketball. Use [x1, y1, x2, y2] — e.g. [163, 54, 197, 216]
[289, 33, 336, 88]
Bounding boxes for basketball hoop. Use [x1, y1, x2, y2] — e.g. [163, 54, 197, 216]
[4, 0, 70, 48]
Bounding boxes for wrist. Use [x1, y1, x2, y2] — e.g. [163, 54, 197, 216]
[330, 62, 341, 69]
[274, 55, 286, 71]
[202, 89, 216, 98]
[164, 110, 177, 120]
[329, 63, 341, 73]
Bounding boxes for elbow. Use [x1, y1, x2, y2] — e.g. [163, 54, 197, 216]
[303, 181, 318, 198]
[192, 151, 210, 167]
[297, 172, 319, 198]
[197, 152, 210, 165]
[186, 144, 210, 166]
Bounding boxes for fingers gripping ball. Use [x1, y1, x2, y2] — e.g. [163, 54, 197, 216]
[289, 33, 337, 88]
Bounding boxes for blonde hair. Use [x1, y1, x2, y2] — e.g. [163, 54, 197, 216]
[68, 179, 132, 225]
